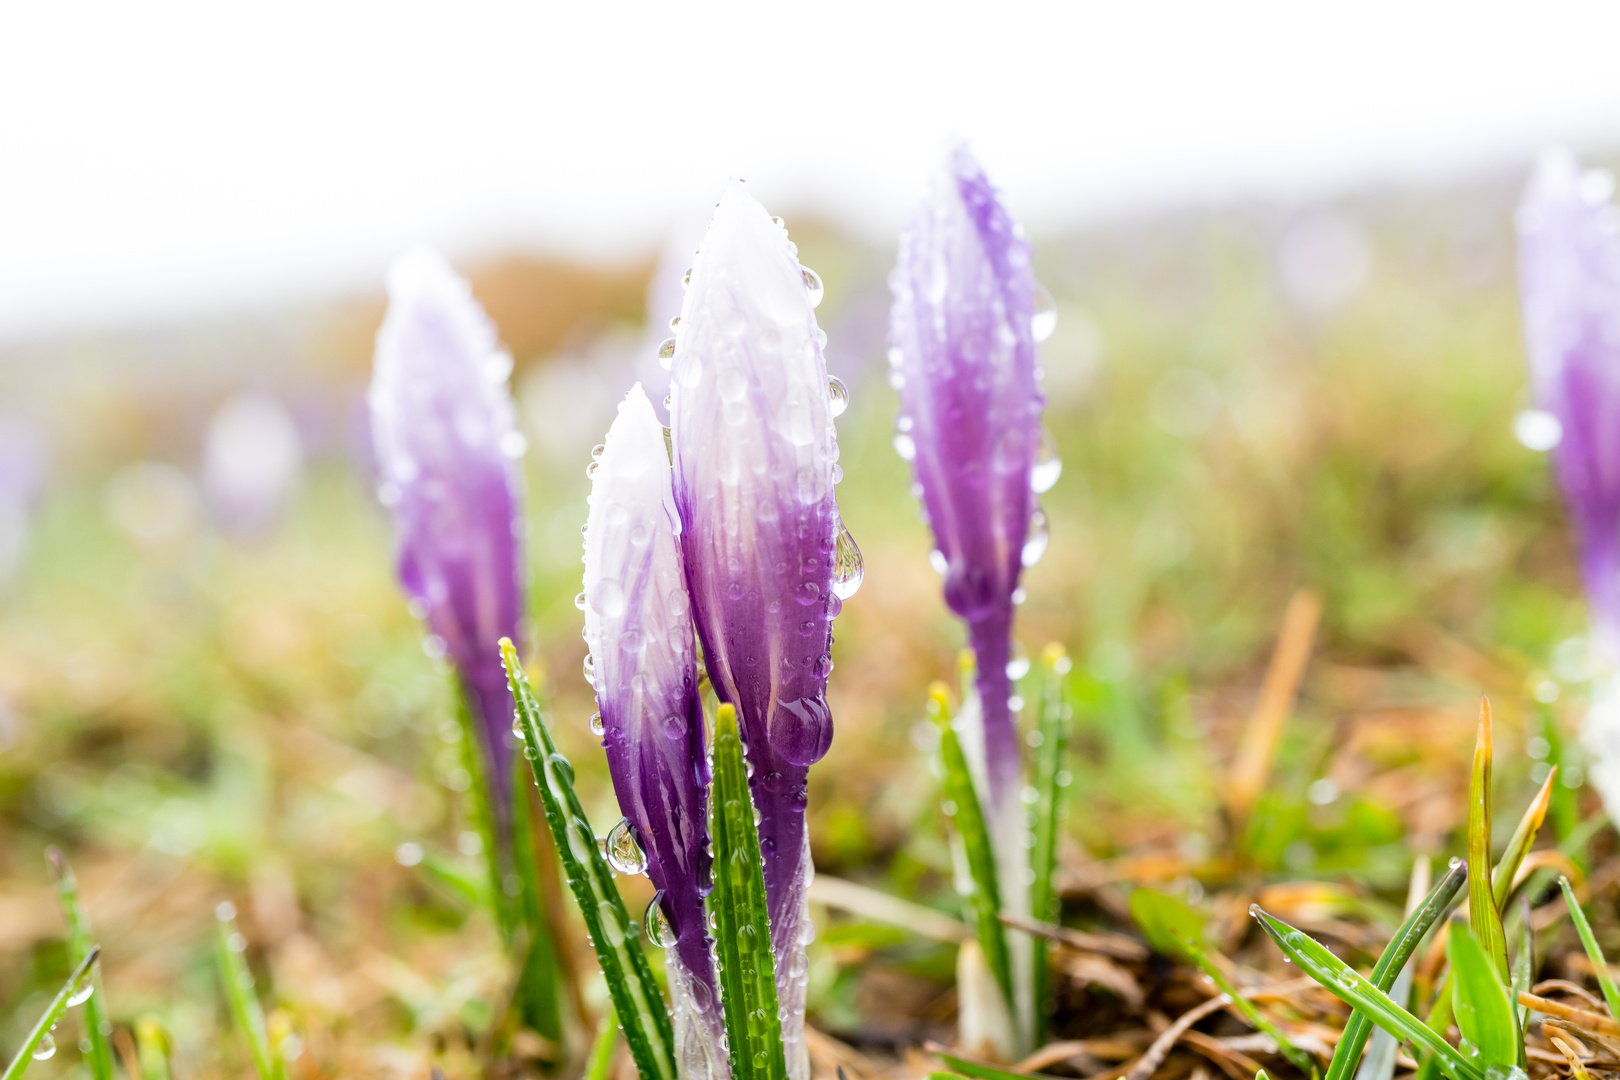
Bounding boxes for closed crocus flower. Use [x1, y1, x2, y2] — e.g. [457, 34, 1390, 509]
[582, 383, 721, 1069]
[888, 147, 1049, 823]
[370, 249, 527, 815]
[1518, 150, 1620, 815]
[668, 180, 857, 1070]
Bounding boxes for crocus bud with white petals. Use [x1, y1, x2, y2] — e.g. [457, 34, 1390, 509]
[668, 181, 857, 1072]
[370, 249, 527, 816]
[888, 147, 1049, 823]
[1518, 149, 1620, 817]
[583, 383, 722, 1069]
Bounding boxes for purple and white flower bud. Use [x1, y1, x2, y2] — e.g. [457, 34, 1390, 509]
[582, 383, 722, 1068]
[668, 180, 855, 1069]
[370, 248, 527, 815]
[1518, 149, 1620, 660]
[888, 146, 1047, 822]
[1518, 150, 1620, 818]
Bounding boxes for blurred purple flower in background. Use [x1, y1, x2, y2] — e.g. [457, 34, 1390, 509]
[668, 180, 859, 1071]
[581, 382, 722, 1069]
[203, 391, 304, 535]
[888, 146, 1055, 821]
[370, 249, 528, 816]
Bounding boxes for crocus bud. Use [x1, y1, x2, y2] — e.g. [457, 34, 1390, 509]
[668, 181, 855, 1068]
[370, 249, 526, 814]
[1518, 149, 1620, 662]
[582, 383, 721, 1066]
[888, 146, 1048, 820]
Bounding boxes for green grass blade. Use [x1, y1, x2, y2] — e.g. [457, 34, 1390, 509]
[1491, 767, 1555, 909]
[135, 1017, 172, 1080]
[1447, 922, 1517, 1068]
[710, 704, 788, 1080]
[454, 684, 515, 934]
[45, 849, 113, 1080]
[1, 946, 98, 1080]
[1327, 857, 1468, 1080]
[1251, 905, 1482, 1080]
[1178, 937, 1315, 1074]
[510, 749, 564, 1041]
[1027, 645, 1071, 1047]
[928, 1044, 1060, 1080]
[501, 639, 676, 1080]
[1511, 901, 1532, 1067]
[1468, 699, 1509, 983]
[930, 684, 1013, 1008]
[1559, 877, 1620, 1018]
[584, 1003, 620, 1080]
[215, 901, 274, 1080]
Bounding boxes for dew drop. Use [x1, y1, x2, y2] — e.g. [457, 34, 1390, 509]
[661, 712, 687, 740]
[893, 432, 917, 462]
[658, 337, 678, 370]
[511, 719, 526, 741]
[645, 892, 678, 947]
[772, 215, 785, 228]
[801, 266, 824, 308]
[1006, 642, 1031, 681]
[574, 591, 587, 610]
[605, 818, 648, 875]
[1031, 282, 1057, 343]
[597, 900, 626, 945]
[827, 376, 849, 418]
[589, 711, 605, 737]
[683, 267, 693, 287]
[1031, 426, 1062, 493]
[929, 549, 949, 575]
[590, 443, 606, 462]
[32, 1033, 55, 1061]
[585, 460, 599, 480]
[668, 315, 681, 332]
[832, 524, 863, 600]
[67, 983, 94, 1007]
[1022, 508, 1049, 567]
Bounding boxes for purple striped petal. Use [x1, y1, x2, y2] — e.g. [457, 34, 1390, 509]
[581, 382, 719, 1040]
[1519, 150, 1620, 656]
[370, 249, 526, 814]
[888, 147, 1044, 815]
[668, 181, 844, 1047]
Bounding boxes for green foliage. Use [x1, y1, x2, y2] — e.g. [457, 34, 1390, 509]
[584, 1003, 619, 1080]
[1253, 905, 1482, 1080]
[501, 639, 676, 1080]
[929, 685, 1013, 1008]
[1323, 856, 1468, 1080]
[709, 704, 788, 1080]
[1027, 645, 1072, 1046]
[214, 902, 279, 1080]
[1128, 888, 1204, 959]
[509, 727, 564, 1041]
[1447, 923, 1517, 1069]
[44, 849, 112, 1080]
[1559, 876, 1620, 1019]
[1, 947, 97, 1080]
[1467, 704, 1509, 984]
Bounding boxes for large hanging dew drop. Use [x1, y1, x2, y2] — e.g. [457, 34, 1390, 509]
[1031, 426, 1062, 494]
[831, 524, 863, 601]
[588, 711, 605, 737]
[1006, 641, 1031, 681]
[1031, 281, 1057, 343]
[801, 266, 824, 309]
[67, 982, 94, 1007]
[604, 817, 648, 875]
[827, 376, 849, 418]
[1022, 508, 1050, 567]
[33, 1033, 56, 1061]
[658, 337, 678, 370]
[644, 891, 678, 947]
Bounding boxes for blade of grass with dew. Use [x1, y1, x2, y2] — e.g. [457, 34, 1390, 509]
[1177, 935, 1315, 1074]
[500, 639, 676, 1080]
[1028, 644, 1071, 1047]
[1559, 876, 1620, 1018]
[510, 749, 564, 1041]
[1491, 765, 1556, 909]
[710, 703, 788, 1080]
[1251, 905, 1482, 1080]
[455, 686, 515, 935]
[1, 946, 98, 1080]
[930, 683, 1013, 1009]
[135, 1017, 171, 1080]
[45, 849, 112, 1080]
[926, 1043, 1061, 1080]
[215, 901, 277, 1080]
[1448, 922, 1518, 1069]
[1511, 898, 1532, 1040]
[1469, 698, 1510, 983]
[584, 1003, 619, 1080]
[1329, 856, 1469, 1080]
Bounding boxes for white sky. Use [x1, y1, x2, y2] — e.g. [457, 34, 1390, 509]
[3, 0, 1620, 343]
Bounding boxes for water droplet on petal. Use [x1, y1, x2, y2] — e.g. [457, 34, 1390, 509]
[929, 549, 949, 575]
[33, 1033, 55, 1060]
[590, 443, 606, 462]
[668, 315, 681, 332]
[801, 266, 824, 308]
[605, 818, 648, 875]
[645, 892, 678, 947]
[585, 460, 599, 480]
[832, 524, 863, 600]
[1022, 508, 1049, 567]
[893, 432, 916, 461]
[1031, 281, 1057, 343]
[1031, 426, 1062, 493]
[574, 591, 587, 610]
[658, 337, 678, 370]
[827, 376, 849, 418]
[589, 711, 605, 737]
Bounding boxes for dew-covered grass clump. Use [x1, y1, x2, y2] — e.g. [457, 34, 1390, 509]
[7, 149, 1620, 1080]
